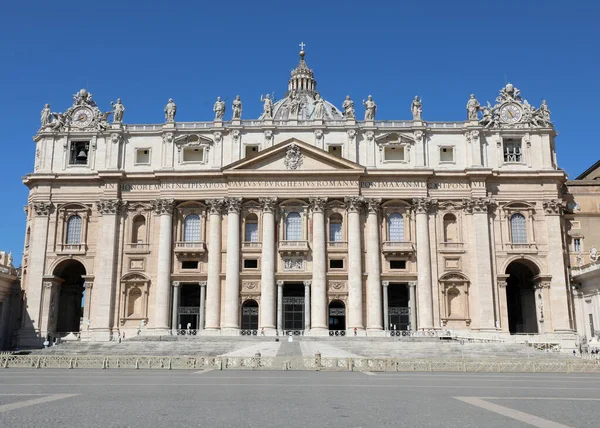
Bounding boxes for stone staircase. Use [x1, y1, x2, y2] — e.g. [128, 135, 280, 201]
[27, 336, 572, 359]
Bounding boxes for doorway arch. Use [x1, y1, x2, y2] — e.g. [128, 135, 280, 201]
[328, 300, 346, 330]
[505, 261, 538, 334]
[53, 259, 86, 333]
[241, 299, 259, 330]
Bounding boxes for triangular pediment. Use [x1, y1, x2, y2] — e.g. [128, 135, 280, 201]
[223, 139, 364, 173]
[375, 132, 415, 145]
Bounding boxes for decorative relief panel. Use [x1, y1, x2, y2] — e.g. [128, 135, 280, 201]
[242, 280, 260, 292]
[283, 257, 304, 271]
[328, 280, 347, 293]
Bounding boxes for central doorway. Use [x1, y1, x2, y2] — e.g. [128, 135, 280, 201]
[328, 300, 346, 330]
[178, 284, 200, 330]
[388, 284, 410, 331]
[283, 283, 304, 332]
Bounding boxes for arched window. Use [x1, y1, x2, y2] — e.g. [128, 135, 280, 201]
[443, 213, 457, 242]
[66, 215, 82, 244]
[184, 214, 201, 242]
[285, 212, 302, 240]
[131, 215, 146, 244]
[510, 213, 527, 244]
[388, 213, 404, 242]
[329, 214, 343, 242]
[245, 214, 259, 242]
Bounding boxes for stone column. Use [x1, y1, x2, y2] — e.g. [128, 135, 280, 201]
[382, 281, 389, 331]
[277, 280, 284, 332]
[413, 198, 434, 329]
[365, 198, 383, 331]
[469, 197, 497, 330]
[304, 280, 311, 332]
[497, 275, 509, 332]
[408, 281, 417, 330]
[259, 198, 277, 332]
[152, 199, 174, 331]
[22, 202, 52, 345]
[345, 196, 364, 330]
[205, 199, 224, 330]
[309, 197, 328, 331]
[199, 281, 206, 331]
[222, 197, 242, 331]
[93, 199, 124, 339]
[543, 200, 572, 332]
[171, 281, 180, 331]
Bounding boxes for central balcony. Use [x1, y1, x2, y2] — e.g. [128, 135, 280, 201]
[124, 243, 150, 254]
[278, 240, 310, 255]
[327, 241, 348, 252]
[175, 241, 206, 258]
[382, 241, 415, 256]
[57, 243, 86, 255]
[505, 242, 538, 253]
[438, 242, 465, 253]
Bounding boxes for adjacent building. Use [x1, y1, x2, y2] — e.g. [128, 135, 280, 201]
[565, 161, 600, 348]
[19, 48, 576, 345]
[0, 251, 21, 350]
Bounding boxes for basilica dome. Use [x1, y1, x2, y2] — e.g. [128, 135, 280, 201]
[258, 50, 344, 121]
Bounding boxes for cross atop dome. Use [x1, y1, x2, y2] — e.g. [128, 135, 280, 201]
[290, 42, 315, 95]
[299, 41, 306, 57]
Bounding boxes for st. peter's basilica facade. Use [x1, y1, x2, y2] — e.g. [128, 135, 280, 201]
[19, 48, 575, 345]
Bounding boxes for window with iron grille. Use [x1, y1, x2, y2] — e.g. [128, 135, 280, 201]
[574, 238, 582, 253]
[285, 212, 302, 240]
[388, 213, 404, 242]
[66, 215, 82, 244]
[510, 213, 527, 244]
[184, 214, 201, 242]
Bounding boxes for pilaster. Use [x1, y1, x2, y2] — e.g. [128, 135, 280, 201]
[171, 281, 180, 330]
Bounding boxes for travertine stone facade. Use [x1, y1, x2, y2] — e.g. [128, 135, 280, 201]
[0, 251, 20, 350]
[19, 49, 574, 344]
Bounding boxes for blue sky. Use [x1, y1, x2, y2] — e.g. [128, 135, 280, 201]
[1, 1, 598, 264]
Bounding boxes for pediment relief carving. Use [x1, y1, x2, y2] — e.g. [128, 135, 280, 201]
[375, 132, 415, 146]
[223, 139, 363, 173]
[174, 134, 214, 147]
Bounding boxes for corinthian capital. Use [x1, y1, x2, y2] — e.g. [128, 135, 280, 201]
[344, 196, 364, 213]
[309, 197, 328, 213]
[543, 199, 563, 216]
[205, 198, 225, 215]
[462, 197, 495, 214]
[365, 198, 382, 214]
[411, 197, 436, 214]
[259, 197, 277, 213]
[97, 199, 124, 215]
[151, 199, 175, 215]
[224, 197, 242, 214]
[32, 201, 53, 217]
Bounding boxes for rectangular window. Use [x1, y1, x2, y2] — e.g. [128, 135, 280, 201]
[385, 146, 405, 161]
[245, 222, 259, 242]
[328, 145, 342, 157]
[390, 260, 406, 270]
[244, 259, 258, 269]
[183, 147, 205, 163]
[329, 259, 344, 269]
[439, 147, 454, 163]
[69, 141, 90, 165]
[570, 221, 581, 230]
[245, 145, 259, 159]
[574, 238, 582, 252]
[329, 222, 342, 242]
[182, 260, 199, 270]
[135, 148, 151, 165]
[503, 139, 522, 163]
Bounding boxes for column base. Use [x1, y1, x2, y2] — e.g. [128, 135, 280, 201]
[17, 329, 44, 348]
[88, 328, 115, 342]
[346, 327, 367, 337]
[220, 327, 240, 336]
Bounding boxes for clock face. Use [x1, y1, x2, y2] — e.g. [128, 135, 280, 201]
[71, 107, 94, 128]
[499, 103, 522, 124]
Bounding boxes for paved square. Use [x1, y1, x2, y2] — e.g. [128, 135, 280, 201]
[1, 370, 599, 427]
